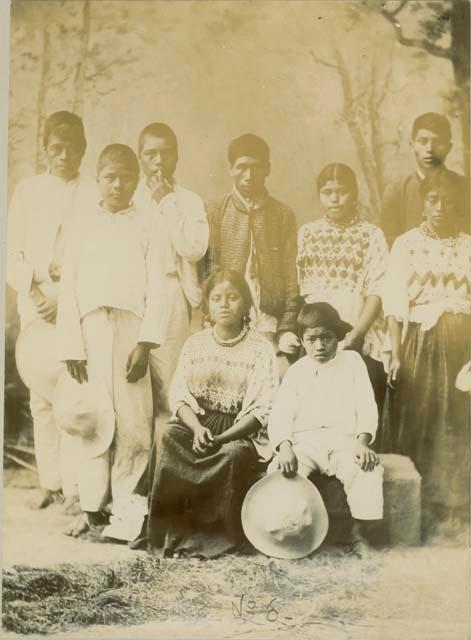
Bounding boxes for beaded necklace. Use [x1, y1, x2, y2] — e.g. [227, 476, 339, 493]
[211, 324, 249, 347]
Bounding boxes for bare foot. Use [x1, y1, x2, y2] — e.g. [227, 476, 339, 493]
[62, 496, 81, 516]
[64, 513, 89, 537]
[28, 489, 56, 510]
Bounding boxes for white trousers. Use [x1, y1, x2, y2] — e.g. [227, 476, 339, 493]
[75, 308, 152, 541]
[149, 276, 191, 413]
[22, 316, 77, 496]
[29, 391, 75, 495]
[268, 433, 384, 520]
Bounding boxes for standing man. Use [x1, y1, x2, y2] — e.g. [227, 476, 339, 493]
[204, 133, 300, 362]
[134, 122, 208, 409]
[6, 111, 97, 509]
[381, 112, 468, 246]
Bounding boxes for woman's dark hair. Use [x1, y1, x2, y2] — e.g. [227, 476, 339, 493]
[202, 270, 253, 323]
[317, 163, 358, 201]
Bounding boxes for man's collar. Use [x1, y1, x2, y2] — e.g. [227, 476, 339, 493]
[231, 186, 268, 213]
[98, 202, 137, 217]
[416, 165, 445, 181]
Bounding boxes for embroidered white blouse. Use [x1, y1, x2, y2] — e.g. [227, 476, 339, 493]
[382, 227, 471, 331]
[168, 328, 279, 461]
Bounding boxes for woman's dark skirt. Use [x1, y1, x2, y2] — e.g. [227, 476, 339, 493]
[147, 410, 258, 558]
[380, 313, 471, 537]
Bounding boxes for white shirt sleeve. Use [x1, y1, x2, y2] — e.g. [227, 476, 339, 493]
[382, 235, 410, 322]
[267, 364, 299, 450]
[139, 216, 170, 346]
[168, 338, 203, 416]
[351, 352, 378, 442]
[159, 190, 209, 263]
[56, 225, 86, 361]
[6, 182, 34, 295]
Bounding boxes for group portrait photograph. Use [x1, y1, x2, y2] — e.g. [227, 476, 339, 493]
[0, 0, 470, 638]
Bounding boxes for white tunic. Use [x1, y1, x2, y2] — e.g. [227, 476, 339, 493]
[6, 173, 98, 328]
[268, 350, 379, 451]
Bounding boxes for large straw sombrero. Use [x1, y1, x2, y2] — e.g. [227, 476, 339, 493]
[52, 371, 115, 459]
[15, 319, 65, 402]
[242, 472, 329, 559]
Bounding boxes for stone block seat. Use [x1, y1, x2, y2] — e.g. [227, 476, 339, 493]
[251, 454, 421, 548]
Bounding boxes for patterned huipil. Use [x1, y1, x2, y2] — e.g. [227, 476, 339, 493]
[168, 328, 278, 461]
[297, 217, 389, 363]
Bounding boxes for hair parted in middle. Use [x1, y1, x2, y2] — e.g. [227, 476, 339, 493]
[317, 163, 359, 201]
[96, 144, 140, 176]
[202, 269, 254, 325]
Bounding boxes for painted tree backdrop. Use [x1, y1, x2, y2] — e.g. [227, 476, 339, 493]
[5, 0, 467, 438]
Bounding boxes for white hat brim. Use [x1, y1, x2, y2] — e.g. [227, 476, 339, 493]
[242, 472, 329, 559]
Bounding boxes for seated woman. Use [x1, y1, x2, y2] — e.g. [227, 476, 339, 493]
[147, 270, 278, 558]
[381, 174, 470, 542]
[296, 163, 388, 417]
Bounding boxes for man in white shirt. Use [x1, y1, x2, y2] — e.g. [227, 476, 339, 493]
[134, 122, 208, 410]
[57, 144, 167, 542]
[6, 111, 97, 509]
[268, 302, 384, 557]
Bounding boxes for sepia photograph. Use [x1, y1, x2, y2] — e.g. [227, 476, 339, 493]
[1, 0, 470, 638]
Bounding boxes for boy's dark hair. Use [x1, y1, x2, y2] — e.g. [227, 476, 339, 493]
[412, 112, 452, 142]
[297, 302, 352, 341]
[96, 144, 140, 176]
[317, 163, 358, 200]
[202, 270, 253, 320]
[228, 133, 270, 167]
[43, 111, 87, 155]
[138, 122, 178, 153]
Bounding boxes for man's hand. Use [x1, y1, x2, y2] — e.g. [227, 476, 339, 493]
[277, 331, 300, 356]
[277, 440, 298, 478]
[126, 343, 151, 383]
[36, 294, 58, 324]
[192, 425, 216, 456]
[354, 440, 379, 472]
[387, 354, 401, 389]
[66, 360, 88, 384]
[148, 169, 174, 204]
[343, 330, 364, 353]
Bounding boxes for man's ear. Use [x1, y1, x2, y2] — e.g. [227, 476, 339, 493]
[265, 162, 271, 178]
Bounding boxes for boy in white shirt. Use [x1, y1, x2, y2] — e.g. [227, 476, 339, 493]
[57, 144, 167, 541]
[268, 302, 383, 556]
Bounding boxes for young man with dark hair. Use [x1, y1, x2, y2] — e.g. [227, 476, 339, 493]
[381, 112, 467, 246]
[205, 133, 300, 362]
[57, 144, 167, 541]
[6, 110, 97, 510]
[134, 122, 208, 406]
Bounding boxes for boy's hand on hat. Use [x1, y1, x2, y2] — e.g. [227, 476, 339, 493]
[354, 442, 379, 472]
[66, 360, 88, 384]
[126, 344, 150, 383]
[277, 441, 298, 478]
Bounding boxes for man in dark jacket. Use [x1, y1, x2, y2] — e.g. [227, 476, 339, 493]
[381, 112, 467, 246]
[204, 133, 300, 358]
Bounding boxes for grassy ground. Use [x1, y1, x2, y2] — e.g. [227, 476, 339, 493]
[2, 470, 470, 639]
